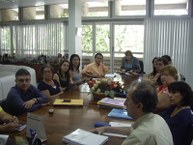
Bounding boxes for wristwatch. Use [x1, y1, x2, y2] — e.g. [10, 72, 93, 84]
[32, 98, 37, 103]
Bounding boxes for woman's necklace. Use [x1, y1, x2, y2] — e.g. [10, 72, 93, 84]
[171, 106, 190, 117]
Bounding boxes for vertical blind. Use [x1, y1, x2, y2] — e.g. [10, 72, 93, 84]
[0, 22, 66, 57]
[144, 18, 193, 87]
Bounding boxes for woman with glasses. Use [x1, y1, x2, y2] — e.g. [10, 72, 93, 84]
[38, 65, 63, 98]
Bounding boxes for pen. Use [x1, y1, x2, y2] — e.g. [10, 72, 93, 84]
[30, 128, 37, 145]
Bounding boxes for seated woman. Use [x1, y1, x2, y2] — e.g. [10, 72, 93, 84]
[69, 54, 83, 86]
[53, 60, 70, 91]
[145, 57, 168, 86]
[0, 106, 19, 132]
[159, 81, 193, 145]
[120, 50, 141, 73]
[146, 57, 159, 77]
[38, 65, 63, 98]
[156, 65, 178, 112]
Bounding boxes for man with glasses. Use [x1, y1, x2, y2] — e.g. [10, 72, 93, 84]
[82, 53, 108, 78]
[92, 81, 173, 145]
[5, 68, 49, 116]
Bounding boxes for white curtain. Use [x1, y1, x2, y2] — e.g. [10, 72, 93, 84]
[14, 22, 66, 57]
[0, 22, 66, 57]
[144, 18, 193, 87]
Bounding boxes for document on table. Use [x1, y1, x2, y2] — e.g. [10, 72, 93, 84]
[103, 121, 132, 138]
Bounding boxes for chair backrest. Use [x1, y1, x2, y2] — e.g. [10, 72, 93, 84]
[139, 60, 145, 74]
[0, 99, 8, 113]
[183, 124, 193, 145]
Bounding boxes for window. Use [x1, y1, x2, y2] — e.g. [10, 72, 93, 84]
[0, 22, 66, 57]
[0, 26, 11, 54]
[154, 0, 189, 15]
[114, 25, 144, 58]
[82, 25, 93, 56]
[96, 24, 110, 56]
[114, 0, 146, 16]
[82, 1, 109, 17]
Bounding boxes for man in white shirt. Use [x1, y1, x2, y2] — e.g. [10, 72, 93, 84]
[92, 81, 174, 145]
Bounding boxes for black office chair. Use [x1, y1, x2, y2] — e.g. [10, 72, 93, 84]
[139, 60, 145, 74]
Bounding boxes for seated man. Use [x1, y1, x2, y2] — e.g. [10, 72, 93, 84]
[92, 81, 173, 145]
[82, 53, 108, 78]
[6, 68, 49, 116]
[0, 106, 19, 132]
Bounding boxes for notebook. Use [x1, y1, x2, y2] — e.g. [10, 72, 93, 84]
[108, 108, 133, 120]
[97, 97, 126, 109]
[63, 128, 108, 145]
[53, 99, 83, 106]
[26, 113, 47, 142]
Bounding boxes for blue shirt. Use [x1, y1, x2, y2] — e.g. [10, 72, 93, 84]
[159, 106, 193, 145]
[6, 85, 49, 116]
[121, 56, 141, 72]
[38, 80, 61, 96]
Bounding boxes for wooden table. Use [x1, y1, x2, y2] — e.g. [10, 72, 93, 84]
[7, 74, 137, 145]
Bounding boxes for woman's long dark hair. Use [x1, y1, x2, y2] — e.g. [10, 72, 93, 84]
[168, 81, 193, 110]
[69, 54, 80, 72]
[58, 60, 70, 83]
[150, 57, 159, 76]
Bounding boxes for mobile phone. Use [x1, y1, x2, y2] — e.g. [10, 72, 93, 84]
[63, 99, 71, 102]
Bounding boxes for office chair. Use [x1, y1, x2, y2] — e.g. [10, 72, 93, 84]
[139, 60, 145, 74]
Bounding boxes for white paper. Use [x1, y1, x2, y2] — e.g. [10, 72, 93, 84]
[63, 128, 108, 145]
[103, 132, 127, 138]
[109, 121, 132, 127]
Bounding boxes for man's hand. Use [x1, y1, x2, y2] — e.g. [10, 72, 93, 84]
[1, 122, 20, 132]
[90, 127, 107, 135]
[23, 98, 36, 109]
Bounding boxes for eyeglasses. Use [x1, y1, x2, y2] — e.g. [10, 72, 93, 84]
[17, 78, 31, 83]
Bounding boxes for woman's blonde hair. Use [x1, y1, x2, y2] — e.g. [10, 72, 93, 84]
[160, 65, 178, 80]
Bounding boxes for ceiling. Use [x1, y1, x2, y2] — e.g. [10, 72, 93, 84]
[0, 0, 112, 9]
[0, 0, 68, 9]
[0, 0, 187, 9]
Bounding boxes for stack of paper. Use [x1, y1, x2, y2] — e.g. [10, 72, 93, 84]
[105, 74, 115, 78]
[97, 97, 126, 109]
[63, 128, 108, 145]
[108, 108, 133, 120]
[103, 122, 132, 138]
[53, 99, 83, 106]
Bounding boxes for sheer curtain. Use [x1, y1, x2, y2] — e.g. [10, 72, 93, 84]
[0, 22, 66, 57]
[144, 18, 193, 87]
[14, 22, 66, 57]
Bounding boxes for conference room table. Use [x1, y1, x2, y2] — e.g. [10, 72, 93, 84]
[7, 73, 138, 145]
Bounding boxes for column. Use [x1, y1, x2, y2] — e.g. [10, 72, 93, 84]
[68, 0, 82, 58]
